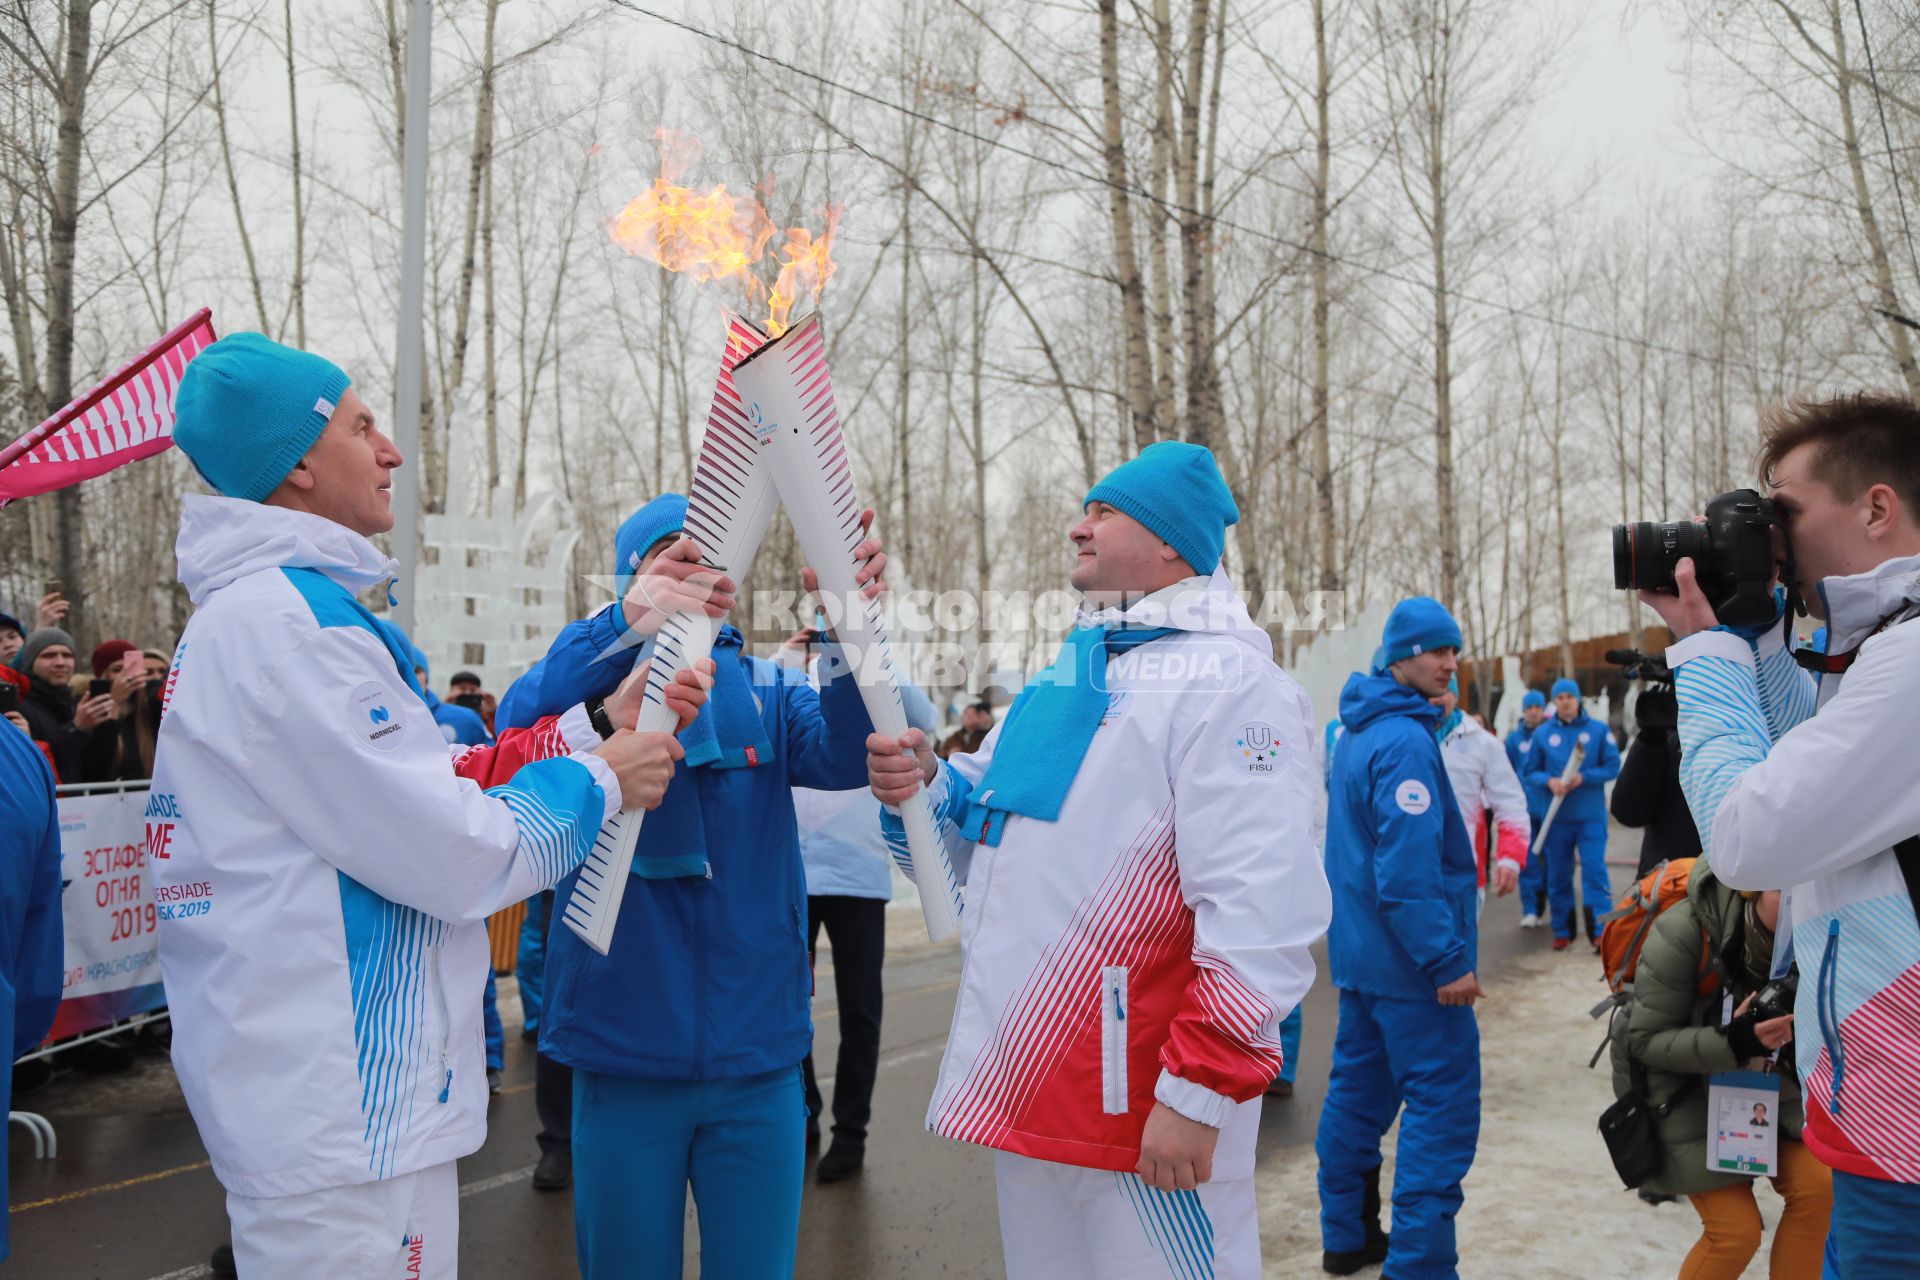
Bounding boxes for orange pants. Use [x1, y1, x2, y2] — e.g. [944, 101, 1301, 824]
[1681, 1138, 1832, 1279]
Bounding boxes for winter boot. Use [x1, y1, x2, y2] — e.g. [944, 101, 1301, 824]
[816, 1138, 866, 1184]
[1322, 1165, 1391, 1274]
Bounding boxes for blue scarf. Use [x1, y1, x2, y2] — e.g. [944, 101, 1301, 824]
[630, 626, 776, 880]
[1434, 674, 1462, 742]
[960, 624, 1175, 846]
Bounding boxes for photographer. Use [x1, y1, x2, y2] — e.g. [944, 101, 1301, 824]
[1607, 660, 1702, 878]
[1612, 873, 1829, 1277]
[1640, 392, 1920, 1274]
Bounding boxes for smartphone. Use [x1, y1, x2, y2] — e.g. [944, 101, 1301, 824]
[42, 578, 61, 599]
[0, 684, 16, 715]
[452, 693, 485, 713]
[89, 677, 113, 699]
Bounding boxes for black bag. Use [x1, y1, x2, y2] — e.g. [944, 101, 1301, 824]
[1598, 1088, 1663, 1189]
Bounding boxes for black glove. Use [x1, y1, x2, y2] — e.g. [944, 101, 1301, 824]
[1725, 1016, 1766, 1061]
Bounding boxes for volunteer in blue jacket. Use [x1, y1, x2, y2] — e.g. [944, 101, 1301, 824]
[1315, 597, 1483, 1280]
[0, 719, 63, 1262]
[498, 492, 886, 1279]
[1504, 689, 1551, 927]
[1521, 677, 1621, 951]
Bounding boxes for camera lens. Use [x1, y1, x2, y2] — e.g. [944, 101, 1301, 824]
[1612, 520, 1709, 593]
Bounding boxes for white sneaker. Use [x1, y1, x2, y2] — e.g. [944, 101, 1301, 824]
[1520, 913, 1540, 929]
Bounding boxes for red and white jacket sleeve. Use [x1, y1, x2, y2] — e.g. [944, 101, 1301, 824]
[1154, 668, 1333, 1127]
[446, 704, 605, 787]
[1479, 730, 1530, 876]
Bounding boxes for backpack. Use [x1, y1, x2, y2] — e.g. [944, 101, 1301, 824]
[1587, 858, 1717, 1058]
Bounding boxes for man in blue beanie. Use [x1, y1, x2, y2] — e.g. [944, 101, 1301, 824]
[153, 332, 708, 1278]
[1504, 689, 1553, 926]
[495, 490, 891, 1278]
[867, 441, 1329, 1278]
[1521, 677, 1621, 951]
[1315, 595, 1483, 1279]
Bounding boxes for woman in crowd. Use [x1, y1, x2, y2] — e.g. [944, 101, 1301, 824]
[1612, 863, 1831, 1278]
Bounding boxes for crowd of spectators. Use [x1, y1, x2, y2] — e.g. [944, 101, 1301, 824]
[2, 592, 170, 785]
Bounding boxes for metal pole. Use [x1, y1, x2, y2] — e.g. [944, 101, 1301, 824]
[391, 0, 432, 636]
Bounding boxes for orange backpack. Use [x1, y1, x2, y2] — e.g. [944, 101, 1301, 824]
[1588, 858, 1718, 1034]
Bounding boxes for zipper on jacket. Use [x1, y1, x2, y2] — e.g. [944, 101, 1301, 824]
[430, 942, 452, 1104]
[1817, 919, 1845, 1117]
[1100, 966, 1129, 1115]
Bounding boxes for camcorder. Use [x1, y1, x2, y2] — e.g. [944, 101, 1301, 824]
[1612, 489, 1784, 628]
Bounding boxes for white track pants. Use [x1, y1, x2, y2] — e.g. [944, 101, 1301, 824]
[226, 1159, 457, 1279]
[994, 1150, 1260, 1280]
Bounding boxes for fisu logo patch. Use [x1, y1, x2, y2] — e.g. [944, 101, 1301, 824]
[1235, 722, 1288, 776]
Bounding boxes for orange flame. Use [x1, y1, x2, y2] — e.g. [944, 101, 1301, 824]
[768, 210, 841, 337]
[608, 130, 837, 336]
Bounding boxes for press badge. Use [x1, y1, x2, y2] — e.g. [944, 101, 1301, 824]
[1707, 1069, 1780, 1175]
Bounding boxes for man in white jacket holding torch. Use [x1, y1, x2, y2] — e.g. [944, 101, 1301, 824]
[149, 333, 710, 1279]
[869, 443, 1331, 1279]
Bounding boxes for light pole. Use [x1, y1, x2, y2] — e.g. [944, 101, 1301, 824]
[391, 0, 432, 636]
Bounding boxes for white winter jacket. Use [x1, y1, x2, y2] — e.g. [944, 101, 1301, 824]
[884, 570, 1331, 1178]
[1438, 717, 1530, 888]
[1674, 551, 1920, 1183]
[150, 496, 620, 1198]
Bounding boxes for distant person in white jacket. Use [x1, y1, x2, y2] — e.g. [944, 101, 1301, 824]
[1431, 676, 1530, 915]
[868, 443, 1331, 1279]
[151, 333, 710, 1279]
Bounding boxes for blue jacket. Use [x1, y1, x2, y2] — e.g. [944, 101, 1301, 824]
[423, 689, 492, 746]
[497, 609, 874, 1079]
[1504, 722, 1551, 820]
[796, 675, 938, 900]
[1324, 673, 1478, 999]
[497, 602, 629, 729]
[0, 726, 64, 1259]
[1521, 710, 1621, 823]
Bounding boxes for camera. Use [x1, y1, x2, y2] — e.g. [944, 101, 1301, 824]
[1605, 647, 1672, 689]
[1612, 488, 1780, 628]
[1749, 969, 1799, 1023]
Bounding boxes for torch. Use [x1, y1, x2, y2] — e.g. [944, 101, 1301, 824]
[561, 317, 779, 956]
[1530, 740, 1587, 860]
[732, 313, 963, 942]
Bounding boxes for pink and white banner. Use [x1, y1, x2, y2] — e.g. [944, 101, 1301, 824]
[0, 308, 217, 506]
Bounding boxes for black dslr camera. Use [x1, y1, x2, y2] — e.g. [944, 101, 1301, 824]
[1749, 969, 1799, 1023]
[1612, 488, 1781, 628]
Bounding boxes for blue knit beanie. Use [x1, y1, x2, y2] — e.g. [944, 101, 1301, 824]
[1373, 596, 1462, 671]
[1083, 442, 1239, 575]
[173, 333, 352, 503]
[1552, 677, 1580, 699]
[614, 494, 688, 596]
[1522, 689, 1546, 709]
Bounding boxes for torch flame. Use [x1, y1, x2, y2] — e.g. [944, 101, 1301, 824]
[767, 210, 841, 337]
[609, 131, 838, 335]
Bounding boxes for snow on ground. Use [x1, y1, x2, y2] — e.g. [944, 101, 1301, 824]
[1257, 933, 1789, 1278]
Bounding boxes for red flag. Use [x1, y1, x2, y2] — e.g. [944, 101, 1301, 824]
[0, 308, 218, 506]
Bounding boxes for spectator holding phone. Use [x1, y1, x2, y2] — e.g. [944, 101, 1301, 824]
[86, 639, 160, 781]
[15, 627, 113, 782]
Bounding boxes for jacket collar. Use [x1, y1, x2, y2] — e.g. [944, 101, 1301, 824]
[175, 494, 399, 606]
[1817, 551, 1920, 653]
